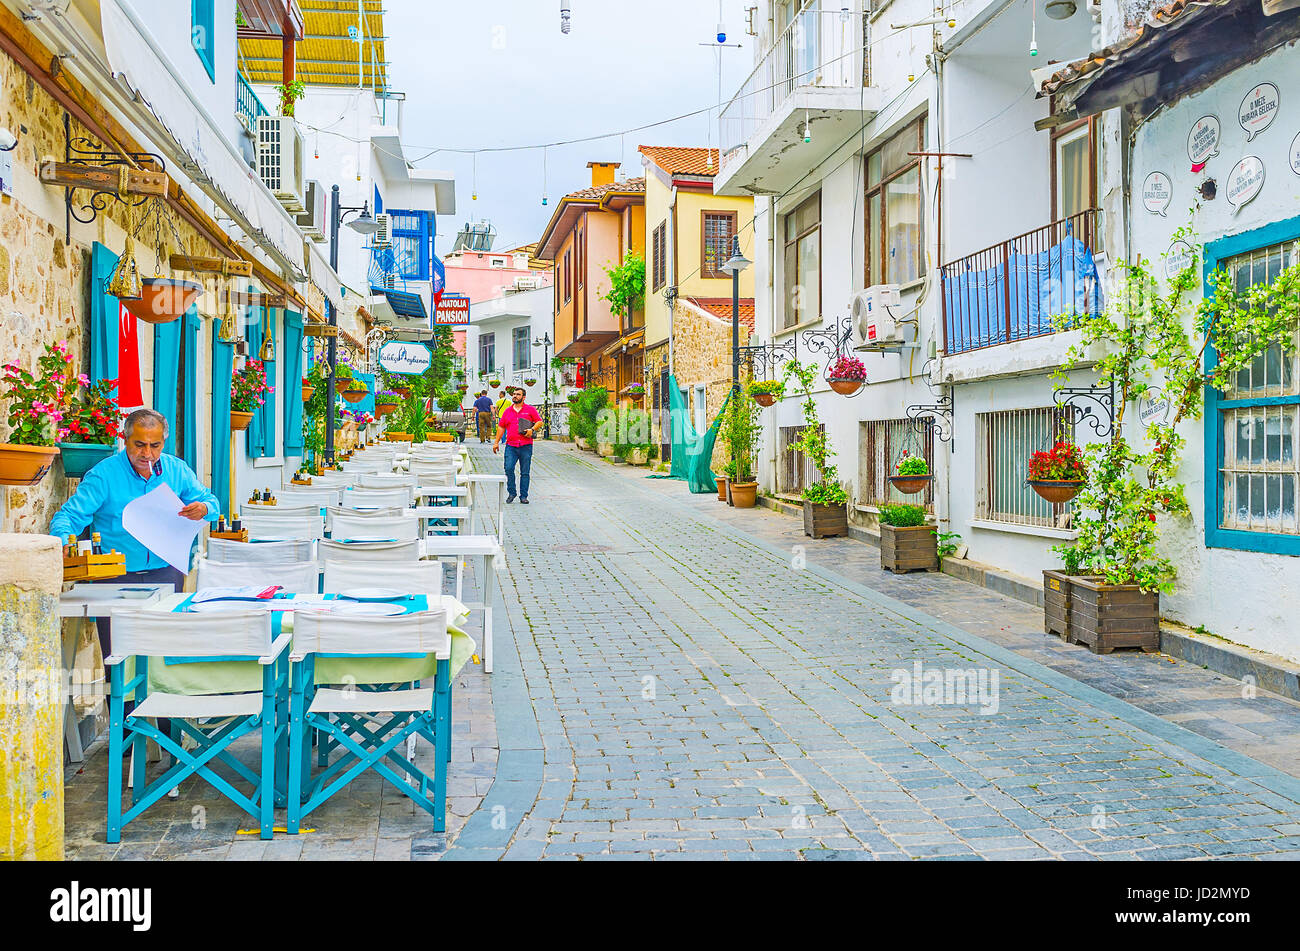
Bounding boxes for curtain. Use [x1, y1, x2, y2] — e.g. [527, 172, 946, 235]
[181, 307, 200, 467]
[283, 311, 305, 455]
[90, 243, 119, 388]
[211, 319, 234, 517]
[153, 318, 181, 455]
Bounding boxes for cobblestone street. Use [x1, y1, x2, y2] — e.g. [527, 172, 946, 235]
[445, 442, 1300, 861]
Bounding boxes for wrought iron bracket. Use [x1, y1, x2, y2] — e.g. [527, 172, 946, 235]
[1055, 381, 1115, 438]
[55, 113, 165, 241]
[801, 315, 868, 397]
[737, 338, 797, 380]
[905, 358, 955, 446]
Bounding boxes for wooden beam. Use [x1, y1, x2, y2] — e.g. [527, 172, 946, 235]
[169, 255, 255, 277]
[304, 323, 339, 338]
[228, 290, 289, 309]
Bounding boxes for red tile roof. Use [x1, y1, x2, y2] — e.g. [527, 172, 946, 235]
[683, 297, 755, 331]
[638, 146, 721, 177]
[564, 177, 646, 202]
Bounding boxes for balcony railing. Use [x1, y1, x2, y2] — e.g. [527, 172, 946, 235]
[236, 71, 269, 131]
[940, 209, 1103, 356]
[719, 5, 866, 171]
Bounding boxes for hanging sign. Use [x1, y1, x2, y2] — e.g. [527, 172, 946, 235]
[1186, 115, 1220, 173]
[1141, 171, 1173, 216]
[1289, 131, 1300, 177]
[1238, 83, 1280, 141]
[378, 341, 433, 376]
[1225, 156, 1265, 213]
[434, 294, 470, 326]
[1165, 240, 1195, 281]
[1139, 391, 1172, 427]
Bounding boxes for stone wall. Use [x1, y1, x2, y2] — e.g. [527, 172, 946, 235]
[664, 301, 750, 469]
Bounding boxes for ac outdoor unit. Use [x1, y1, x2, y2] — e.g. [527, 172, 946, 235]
[852, 284, 904, 347]
[256, 115, 306, 212]
[374, 213, 392, 247]
[296, 180, 327, 242]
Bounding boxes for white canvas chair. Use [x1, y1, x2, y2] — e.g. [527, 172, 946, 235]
[340, 486, 414, 509]
[208, 538, 316, 564]
[240, 502, 320, 519]
[330, 511, 420, 543]
[241, 510, 324, 541]
[355, 474, 418, 491]
[196, 557, 320, 594]
[105, 607, 288, 842]
[322, 559, 442, 598]
[317, 538, 420, 567]
[276, 486, 341, 509]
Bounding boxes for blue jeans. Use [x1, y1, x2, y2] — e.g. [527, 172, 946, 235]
[504, 443, 533, 500]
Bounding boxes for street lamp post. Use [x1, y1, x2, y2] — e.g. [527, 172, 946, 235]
[721, 235, 752, 473]
[326, 184, 380, 464]
[533, 331, 553, 439]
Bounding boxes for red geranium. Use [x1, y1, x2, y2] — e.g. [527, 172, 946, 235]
[1028, 441, 1086, 481]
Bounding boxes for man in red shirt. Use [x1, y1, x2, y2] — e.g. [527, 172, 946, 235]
[493, 386, 543, 504]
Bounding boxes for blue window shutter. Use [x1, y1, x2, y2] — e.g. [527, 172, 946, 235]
[283, 311, 305, 455]
[90, 243, 119, 390]
[211, 319, 234, 517]
[191, 0, 216, 82]
[374, 187, 383, 214]
[182, 307, 200, 468]
[153, 319, 181, 455]
[245, 299, 267, 459]
[356, 372, 376, 417]
[262, 311, 278, 456]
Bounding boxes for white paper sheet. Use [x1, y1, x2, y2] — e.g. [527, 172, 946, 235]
[121, 484, 203, 573]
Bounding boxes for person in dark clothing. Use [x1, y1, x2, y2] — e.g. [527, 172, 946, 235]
[473, 391, 494, 442]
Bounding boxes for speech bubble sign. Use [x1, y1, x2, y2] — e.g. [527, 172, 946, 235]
[1165, 240, 1194, 282]
[1225, 156, 1265, 213]
[1290, 130, 1300, 177]
[1239, 83, 1279, 142]
[1139, 391, 1172, 427]
[1141, 171, 1173, 216]
[1187, 115, 1220, 172]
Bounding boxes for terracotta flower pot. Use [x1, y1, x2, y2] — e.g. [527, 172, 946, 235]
[731, 482, 758, 508]
[716, 476, 728, 501]
[375, 401, 398, 417]
[301, 384, 316, 403]
[889, 474, 933, 495]
[394, 387, 411, 398]
[0, 443, 60, 486]
[1028, 479, 1084, 504]
[753, 392, 777, 407]
[230, 411, 254, 432]
[829, 378, 865, 396]
[121, 278, 203, 325]
[343, 388, 368, 404]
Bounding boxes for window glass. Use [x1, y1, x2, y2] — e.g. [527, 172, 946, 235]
[1055, 125, 1091, 221]
[884, 166, 923, 285]
[868, 192, 882, 287]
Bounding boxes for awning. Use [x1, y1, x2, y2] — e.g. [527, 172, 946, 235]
[99, 0, 308, 279]
[600, 328, 645, 358]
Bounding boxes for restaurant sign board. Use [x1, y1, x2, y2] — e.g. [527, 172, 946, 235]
[379, 341, 433, 377]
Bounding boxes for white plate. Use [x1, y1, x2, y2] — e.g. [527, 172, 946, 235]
[338, 587, 410, 601]
[324, 601, 406, 617]
[186, 601, 272, 614]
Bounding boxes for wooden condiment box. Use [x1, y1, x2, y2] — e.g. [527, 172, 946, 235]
[63, 550, 127, 582]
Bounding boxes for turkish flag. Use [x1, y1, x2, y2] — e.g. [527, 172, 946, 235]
[117, 302, 144, 409]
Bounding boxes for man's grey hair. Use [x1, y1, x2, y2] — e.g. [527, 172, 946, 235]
[123, 408, 169, 441]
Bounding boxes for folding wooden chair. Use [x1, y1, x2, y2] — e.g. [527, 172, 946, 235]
[287, 608, 451, 835]
[277, 486, 341, 509]
[355, 473, 419, 492]
[105, 606, 290, 842]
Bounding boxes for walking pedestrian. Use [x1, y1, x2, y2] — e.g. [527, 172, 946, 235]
[493, 386, 543, 505]
[473, 390, 493, 443]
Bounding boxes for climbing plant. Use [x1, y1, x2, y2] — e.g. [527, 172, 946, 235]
[782, 359, 848, 505]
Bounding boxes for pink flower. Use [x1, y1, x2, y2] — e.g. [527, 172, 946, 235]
[78, 374, 90, 387]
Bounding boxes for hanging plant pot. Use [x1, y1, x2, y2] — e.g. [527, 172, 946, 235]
[375, 401, 399, 417]
[754, 392, 777, 407]
[489, 379, 501, 388]
[301, 384, 316, 403]
[394, 386, 411, 398]
[0, 444, 60, 486]
[56, 442, 116, 479]
[1027, 479, 1084, 504]
[342, 388, 369, 404]
[334, 378, 353, 394]
[889, 474, 933, 495]
[457, 384, 468, 393]
[828, 378, 865, 396]
[524, 378, 538, 387]
[230, 411, 254, 432]
[121, 278, 203, 325]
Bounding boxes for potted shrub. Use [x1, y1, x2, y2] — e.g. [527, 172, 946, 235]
[436, 392, 463, 413]
[784, 360, 849, 537]
[57, 375, 124, 479]
[716, 473, 728, 501]
[231, 359, 272, 431]
[721, 386, 761, 508]
[1027, 440, 1086, 503]
[827, 356, 867, 396]
[612, 406, 652, 467]
[747, 379, 784, 407]
[879, 503, 939, 573]
[0, 342, 68, 485]
[889, 451, 932, 495]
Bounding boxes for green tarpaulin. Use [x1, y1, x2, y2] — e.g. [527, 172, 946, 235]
[652, 374, 729, 494]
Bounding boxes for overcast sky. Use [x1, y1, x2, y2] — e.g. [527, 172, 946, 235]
[385, 0, 757, 255]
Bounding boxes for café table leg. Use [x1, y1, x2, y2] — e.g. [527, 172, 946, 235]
[483, 553, 496, 674]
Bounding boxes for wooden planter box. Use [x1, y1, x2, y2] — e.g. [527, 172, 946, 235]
[802, 501, 848, 539]
[1042, 570, 1082, 639]
[880, 523, 938, 573]
[1067, 577, 1161, 654]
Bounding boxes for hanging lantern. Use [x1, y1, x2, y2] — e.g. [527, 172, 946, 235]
[217, 277, 238, 343]
[259, 307, 274, 361]
[560, 0, 571, 33]
[107, 235, 142, 301]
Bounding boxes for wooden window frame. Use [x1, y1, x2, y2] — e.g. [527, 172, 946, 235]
[652, 222, 667, 292]
[864, 116, 927, 289]
[701, 210, 739, 280]
[1050, 117, 1098, 225]
[783, 192, 821, 329]
[564, 248, 572, 304]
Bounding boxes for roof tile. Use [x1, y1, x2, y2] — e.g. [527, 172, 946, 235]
[683, 297, 755, 331]
[638, 146, 721, 177]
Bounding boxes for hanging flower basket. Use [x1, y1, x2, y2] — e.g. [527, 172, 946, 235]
[889, 474, 933, 495]
[754, 392, 776, 407]
[394, 386, 411, 398]
[524, 378, 538, 387]
[827, 356, 867, 396]
[1027, 479, 1085, 504]
[457, 384, 468, 393]
[828, 379, 863, 396]
[56, 441, 116, 479]
[334, 378, 353, 394]
[489, 379, 501, 388]
[230, 411, 254, 432]
[301, 384, 316, 403]
[121, 278, 203, 325]
[0, 444, 60, 486]
[342, 387, 369, 404]
[375, 401, 399, 417]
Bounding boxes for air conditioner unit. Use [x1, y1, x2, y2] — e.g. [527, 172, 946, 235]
[852, 284, 904, 346]
[296, 180, 327, 242]
[374, 213, 392, 247]
[256, 115, 305, 212]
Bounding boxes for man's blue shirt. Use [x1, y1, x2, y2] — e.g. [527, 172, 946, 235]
[49, 451, 221, 572]
[473, 395, 493, 413]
